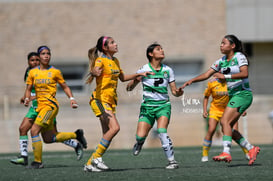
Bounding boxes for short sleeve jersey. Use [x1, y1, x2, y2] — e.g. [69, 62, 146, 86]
[204, 78, 229, 111]
[25, 68, 38, 109]
[26, 66, 65, 111]
[210, 52, 251, 96]
[137, 63, 175, 106]
[92, 54, 124, 106]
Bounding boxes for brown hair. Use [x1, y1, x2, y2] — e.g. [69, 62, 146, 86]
[86, 36, 109, 84]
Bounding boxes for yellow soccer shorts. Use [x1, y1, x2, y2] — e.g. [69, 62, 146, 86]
[208, 108, 224, 121]
[90, 99, 116, 117]
[35, 105, 58, 132]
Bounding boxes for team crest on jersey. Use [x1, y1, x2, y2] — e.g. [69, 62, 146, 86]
[163, 71, 168, 78]
[231, 60, 235, 66]
[48, 72, 52, 77]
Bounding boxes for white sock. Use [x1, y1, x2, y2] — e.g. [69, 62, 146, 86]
[223, 140, 231, 154]
[63, 139, 78, 148]
[158, 133, 175, 161]
[240, 139, 253, 151]
[19, 137, 28, 157]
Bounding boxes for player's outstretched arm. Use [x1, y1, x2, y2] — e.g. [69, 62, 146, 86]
[59, 82, 78, 109]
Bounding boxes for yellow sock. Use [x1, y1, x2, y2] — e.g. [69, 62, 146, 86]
[55, 132, 76, 142]
[202, 146, 210, 157]
[202, 139, 212, 157]
[86, 138, 110, 165]
[32, 135, 43, 163]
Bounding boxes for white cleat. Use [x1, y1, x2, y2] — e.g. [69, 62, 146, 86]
[92, 157, 110, 170]
[84, 164, 102, 172]
[166, 160, 179, 169]
[201, 156, 209, 162]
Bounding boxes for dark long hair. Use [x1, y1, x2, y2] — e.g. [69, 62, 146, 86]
[24, 52, 39, 81]
[146, 42, 161, 62]
[224, 34, 249, 64]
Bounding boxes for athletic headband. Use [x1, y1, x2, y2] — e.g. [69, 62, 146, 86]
[37, 46, 50, 54]
[102, 36, 108, 49]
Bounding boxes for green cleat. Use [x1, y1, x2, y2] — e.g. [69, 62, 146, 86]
[10, 155, 28, 166]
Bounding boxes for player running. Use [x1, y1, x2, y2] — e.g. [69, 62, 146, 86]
[10, 52, 84, 166]
[23, 46, 87, 168]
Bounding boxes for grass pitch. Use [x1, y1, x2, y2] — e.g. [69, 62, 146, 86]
[1, 144, 272, 181]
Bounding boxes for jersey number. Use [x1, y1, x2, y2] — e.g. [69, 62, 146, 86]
[154, 78, 164, 87]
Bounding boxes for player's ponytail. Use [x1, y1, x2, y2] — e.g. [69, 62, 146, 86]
[86, 46, 98, 84]
[86, 36, 110, 84]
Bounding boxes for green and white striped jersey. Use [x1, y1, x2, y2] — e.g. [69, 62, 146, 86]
[211, 52, 251, 96]
[137, 63, 175, 106]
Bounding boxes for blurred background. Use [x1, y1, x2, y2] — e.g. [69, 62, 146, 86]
[0, 0, 272, 153]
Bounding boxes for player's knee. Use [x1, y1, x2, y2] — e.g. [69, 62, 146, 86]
[19, 126, 28, 135]
[42, 136, 53, 143]
[112, 125, 120, 134]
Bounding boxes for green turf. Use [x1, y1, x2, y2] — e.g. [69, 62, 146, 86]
[1, 145, 272, 181]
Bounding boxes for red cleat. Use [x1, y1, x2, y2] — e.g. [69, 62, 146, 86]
[213, 152, 232, 163]
[248, 146, 260, 166]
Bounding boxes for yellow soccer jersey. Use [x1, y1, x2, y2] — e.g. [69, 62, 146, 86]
[26, 66, 65, 112]
[92, 54, 123, 107]
[204, 78, 229, 112]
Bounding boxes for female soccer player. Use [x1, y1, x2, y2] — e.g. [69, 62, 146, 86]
[11, 52, 84, 166]
[201, 77, 249, 162]
[10, 52, 40, 165]
[127, 43, 183, 169]
[23, 46, 87, 168]
[84, 36, 152, 172]
[181, 35, 260, 165]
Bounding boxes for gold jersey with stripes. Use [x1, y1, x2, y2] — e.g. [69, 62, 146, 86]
[92, 54, 124, 107]
[26, 65, 65, 112]
[204, 78, 229, 112]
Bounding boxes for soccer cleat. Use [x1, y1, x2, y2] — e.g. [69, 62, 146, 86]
[248, 146, 260, 166]
[83, 164, 102, 172]
[201, 156, 209, 162]
[91, 157, 109, 170]
[75, 143, 83, 160]
[213, 152, 232, 163]
[133, 142, 143, 156]
[166, 160, 179, 169]
[10, 155, 28, 166]
[75, 129, 87, 149]
[26, 161, 44, 169]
